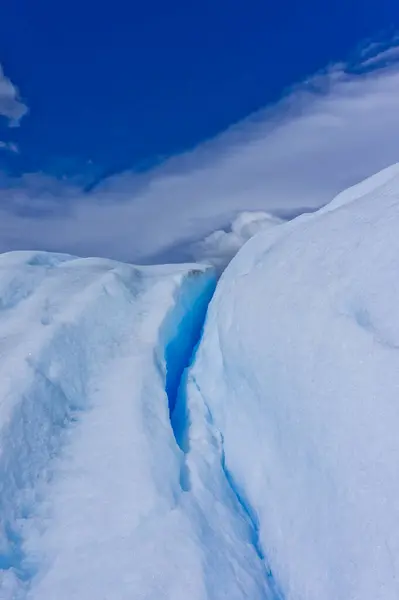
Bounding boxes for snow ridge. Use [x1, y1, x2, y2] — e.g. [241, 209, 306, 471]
[186, 163, 399, 600]
[0, 252, 216, 597]
[0, 252, 148, 594]
[0, 251, 277, 600]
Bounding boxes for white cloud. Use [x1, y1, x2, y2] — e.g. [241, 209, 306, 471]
[361, 46, 399, 68]
[0, 41, 399, 266]
[0, 64, 28, 126]
[0, 140, 19, 153]
[358, 38, 399, 68]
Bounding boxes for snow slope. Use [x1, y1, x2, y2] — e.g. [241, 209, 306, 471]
[186, 162, 399, 600]
[0, 251, 275, 600]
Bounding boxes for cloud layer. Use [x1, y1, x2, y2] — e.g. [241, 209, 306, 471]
[0, 41, 399, 266]
[0, 63, 28, 126]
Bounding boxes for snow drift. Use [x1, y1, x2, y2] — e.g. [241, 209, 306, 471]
[186, 162, 399, 600]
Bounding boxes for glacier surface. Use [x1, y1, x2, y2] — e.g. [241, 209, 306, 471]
[1, 163, 399, 599]
[0, 251, 272, 600]
[187, 162, 399, 600]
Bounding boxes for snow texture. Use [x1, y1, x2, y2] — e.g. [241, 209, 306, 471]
[0, 251, 272, 599]
[188, 162, 399, 600]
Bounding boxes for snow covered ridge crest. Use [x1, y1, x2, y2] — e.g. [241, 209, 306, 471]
[189, 162, 399, 600]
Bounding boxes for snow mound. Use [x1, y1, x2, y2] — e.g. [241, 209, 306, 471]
[186, 163, 399, 600]
[0, 251, 273, 599]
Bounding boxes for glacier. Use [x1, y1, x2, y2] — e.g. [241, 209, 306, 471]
[188, 162, 399, 600]
[1, 163, 399, 599]
[0, 251, 272, 600]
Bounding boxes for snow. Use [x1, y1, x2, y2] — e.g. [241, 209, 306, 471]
[3, 163, 399, 599]
[0, 251, 272, 599]
[187, 162, 399, 600]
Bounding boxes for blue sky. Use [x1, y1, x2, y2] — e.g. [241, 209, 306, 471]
[0, 2, 399, 265]
[1, 0, 399, 178]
